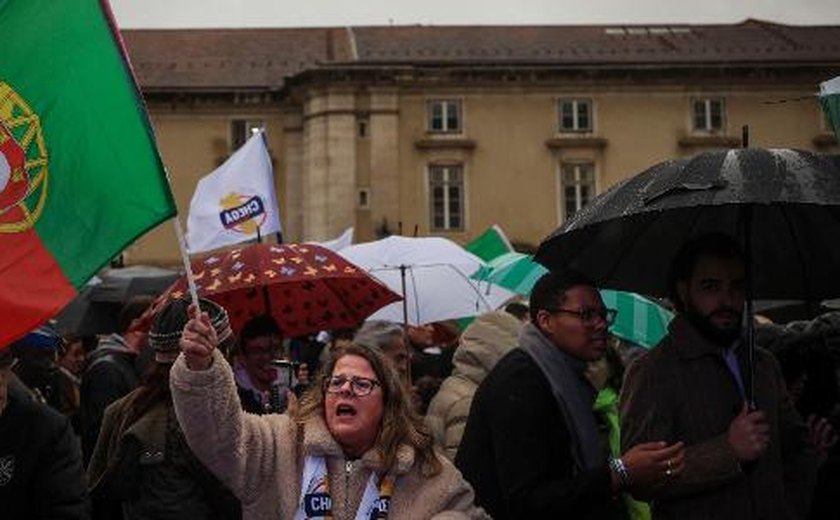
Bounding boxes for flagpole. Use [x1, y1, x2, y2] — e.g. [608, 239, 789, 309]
[173, 217, 200, 308]
[255, 224, 274, 317]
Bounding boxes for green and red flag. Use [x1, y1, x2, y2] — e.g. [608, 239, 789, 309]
[0, 0, 176, 348]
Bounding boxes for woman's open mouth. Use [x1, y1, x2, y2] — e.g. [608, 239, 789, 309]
[336, 403, 357, 417]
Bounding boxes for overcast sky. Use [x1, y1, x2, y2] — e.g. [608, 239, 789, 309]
[110, 0, 840, 29]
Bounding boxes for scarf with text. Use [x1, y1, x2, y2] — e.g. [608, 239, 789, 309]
[294, 455, 395, 520]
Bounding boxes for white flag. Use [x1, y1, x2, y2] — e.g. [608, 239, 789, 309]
[309, 227, 354, 252]
[186, 130, 282, 253]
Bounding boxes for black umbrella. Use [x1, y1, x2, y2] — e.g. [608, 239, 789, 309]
[53, 266, 179, 336]
[535, 148, 840, 403]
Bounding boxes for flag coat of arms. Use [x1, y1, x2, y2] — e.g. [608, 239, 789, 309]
[186, 129, 282, 253]
[0, 0, 176, 347]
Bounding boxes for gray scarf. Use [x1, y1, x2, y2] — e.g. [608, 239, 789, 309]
[519, 323, 603, 472]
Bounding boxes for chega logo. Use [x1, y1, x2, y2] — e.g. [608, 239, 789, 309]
[368, 497, 390, 519]
[218, 192, 266, 235]
[0, 81, 48, 233]
[303, 492, 332, 516]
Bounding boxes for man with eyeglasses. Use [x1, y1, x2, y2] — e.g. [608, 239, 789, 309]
[456, 271, 684, 520]
[234, 315, 306, 414]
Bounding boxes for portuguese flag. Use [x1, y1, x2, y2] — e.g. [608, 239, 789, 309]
[0, 0, 176, 347]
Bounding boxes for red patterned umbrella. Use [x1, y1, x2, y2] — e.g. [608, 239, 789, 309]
[166, 242, 401, 337]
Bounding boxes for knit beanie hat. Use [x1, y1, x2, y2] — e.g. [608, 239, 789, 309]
[10, 325, 63, 353]
[148, 298, 233, 363]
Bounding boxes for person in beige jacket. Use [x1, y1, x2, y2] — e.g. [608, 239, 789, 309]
[171, 305, 488, 520]
[426, 311, 524, 460]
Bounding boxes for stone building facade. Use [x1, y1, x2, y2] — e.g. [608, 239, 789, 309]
[121, 20, 840, 264]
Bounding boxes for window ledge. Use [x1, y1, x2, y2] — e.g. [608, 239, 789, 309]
[430, 229, 466, 235]
[813, 133, 838, 147]
[415, 138, 476, 150]
[678, 134, 741, 148]
[545, 137, 608, 149]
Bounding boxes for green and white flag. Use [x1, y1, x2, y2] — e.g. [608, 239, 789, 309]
[465, 224, 514, 262]
[820, 76, 840, 140]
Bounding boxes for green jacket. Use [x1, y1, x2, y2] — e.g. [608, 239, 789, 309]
[594, 387, 652, 520]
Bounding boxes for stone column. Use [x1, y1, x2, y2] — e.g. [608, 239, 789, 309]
[301, 88, 356, 241]
[368, 88, 400, 240]
[281, 109, 303, 242]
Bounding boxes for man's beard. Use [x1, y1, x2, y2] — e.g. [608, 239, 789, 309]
[683, 306, 742, 346]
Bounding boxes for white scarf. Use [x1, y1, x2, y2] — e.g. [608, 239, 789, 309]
[294, 455, 394, 520]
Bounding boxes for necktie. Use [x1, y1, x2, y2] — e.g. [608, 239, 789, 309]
[723, 345, 746, 399]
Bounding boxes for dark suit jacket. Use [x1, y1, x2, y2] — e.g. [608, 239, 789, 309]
[455, 348, 627, 520]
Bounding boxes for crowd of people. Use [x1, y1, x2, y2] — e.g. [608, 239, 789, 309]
[1, 233, 840, 519]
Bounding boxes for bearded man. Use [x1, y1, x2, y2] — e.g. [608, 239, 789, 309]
[620, 233, 818, 520]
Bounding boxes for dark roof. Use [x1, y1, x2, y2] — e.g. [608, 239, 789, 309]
[123, 19, 840, 90]
[352, 20, 840, 64]
[123, 28, 350, 90]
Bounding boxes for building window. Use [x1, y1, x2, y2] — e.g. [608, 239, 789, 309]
[427, 99, 462, 133]
[692, 98, 725, 132]
[357, 115, 369, 138]
[357, 188, 370, 209]
[231, 119, 264, 150]
[561, 162, 595, 220]
[558, 99, 592, 132]
[429, 164, 464, 231]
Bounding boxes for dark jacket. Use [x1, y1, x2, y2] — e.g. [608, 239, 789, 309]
[757, 311, 840, 520]
[88, 391, 240, 520]
[455, 348, 627, 520]
[0, 389, 90, 519]
[80, 335, 140, 463]
[620, 316, 817, 520]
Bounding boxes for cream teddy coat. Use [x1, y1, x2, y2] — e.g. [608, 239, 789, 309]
[170, 350, 488, 520]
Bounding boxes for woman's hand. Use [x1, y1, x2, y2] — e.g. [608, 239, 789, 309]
[179, 304, 217, 371]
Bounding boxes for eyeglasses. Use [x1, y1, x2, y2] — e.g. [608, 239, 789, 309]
[324, 375, 381, 396]
[552, 307, 617, 326]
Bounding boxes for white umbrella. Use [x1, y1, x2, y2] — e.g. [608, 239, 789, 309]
[340, 236, 515, 325]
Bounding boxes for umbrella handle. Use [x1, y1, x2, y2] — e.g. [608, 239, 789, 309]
[743, 206, 756, 409]
[746, 298, 757, 411]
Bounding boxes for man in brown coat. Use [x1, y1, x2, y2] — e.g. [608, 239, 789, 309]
[621, 233, 818, 520]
